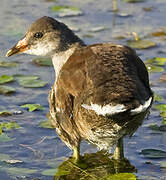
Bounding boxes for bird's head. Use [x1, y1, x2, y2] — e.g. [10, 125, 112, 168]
[6, 16, 84, 57]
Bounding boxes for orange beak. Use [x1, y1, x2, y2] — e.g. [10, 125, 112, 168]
[6, 37, 28, 57]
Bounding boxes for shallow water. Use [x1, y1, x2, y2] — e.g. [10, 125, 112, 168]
[1, 0, 166, 179]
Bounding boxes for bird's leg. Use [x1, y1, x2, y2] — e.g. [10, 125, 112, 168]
[73, 146, 80, 163]
[113, 137, 124, 160]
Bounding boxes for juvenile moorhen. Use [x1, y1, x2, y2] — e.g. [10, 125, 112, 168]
[6, 16, 153, 161]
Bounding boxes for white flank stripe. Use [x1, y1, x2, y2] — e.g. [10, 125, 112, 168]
[82, 96, 153, 116]
[82, 103, 126, 116]
[130, 96, 152, 115]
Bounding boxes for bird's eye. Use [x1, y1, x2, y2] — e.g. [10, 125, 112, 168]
[34, 32, 43, 38]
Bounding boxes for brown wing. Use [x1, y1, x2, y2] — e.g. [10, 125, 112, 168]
[49, 84, 81, 148]
[85, 44, 151, 106]
[58, 43, 152, 107]
[50, 48, 93, 147]
[50, 43, 152, 147]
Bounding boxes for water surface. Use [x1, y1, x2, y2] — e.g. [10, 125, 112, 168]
[1, 0, 166, 179]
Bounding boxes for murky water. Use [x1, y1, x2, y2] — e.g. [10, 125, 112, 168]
[1, 0, 166, 179]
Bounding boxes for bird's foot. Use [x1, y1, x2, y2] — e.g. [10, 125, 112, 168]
[72, 146, 80, 163]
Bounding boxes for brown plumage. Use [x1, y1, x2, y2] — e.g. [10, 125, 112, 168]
[6, 16, 153, 161]
[49, 43, 153, 151]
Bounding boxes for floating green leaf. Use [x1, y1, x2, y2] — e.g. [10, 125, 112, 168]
[14, 74, 39, 80]
[154, 104, 166, 124]
[0, 133, 14, 142]
[146, 64, 164, 73]
[127, 40, 156, 49]
[51, 5, 83, 17]
[0, 61, 18, 67]
[145, 57, 166, 73]
[32, 57, 52, 66]
[141, 149, 166, 159]
[0, 122, 20, 143]
[0, 122, 20, 129]
[0, 85, 15, 94]
[51, 5, 79, 12]
[162, 117, 166, 125]
[148, 124, 160, 131]
[0, 153, 22, 164]
[0, 75, 14, 84]
[39, 120, 53, 129]
[21, 104, 44, 112]
[154, 104, 166, 112]
[145, 57, 166, 66]
[0, 122, 20, 136]
[18, 79, 47, 88]
[104, 173, 136, 180]
[42, 168, 58, 176]
[0, 111, 12, 116]
[154, 94, 165, 102]
[2, 167, 37, 176]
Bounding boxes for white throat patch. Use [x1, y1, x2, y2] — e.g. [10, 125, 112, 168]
[25, 42, 56, 56]
[52, 47, 76, 79]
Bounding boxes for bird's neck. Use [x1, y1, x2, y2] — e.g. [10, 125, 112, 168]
[52, 42, 84, 80]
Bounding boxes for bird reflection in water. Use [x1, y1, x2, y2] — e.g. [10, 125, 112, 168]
[53, 151, 136, 180]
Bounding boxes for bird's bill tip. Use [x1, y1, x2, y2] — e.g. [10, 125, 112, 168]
[6, 37, 28, 57]
[6, 47, 20, 57]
